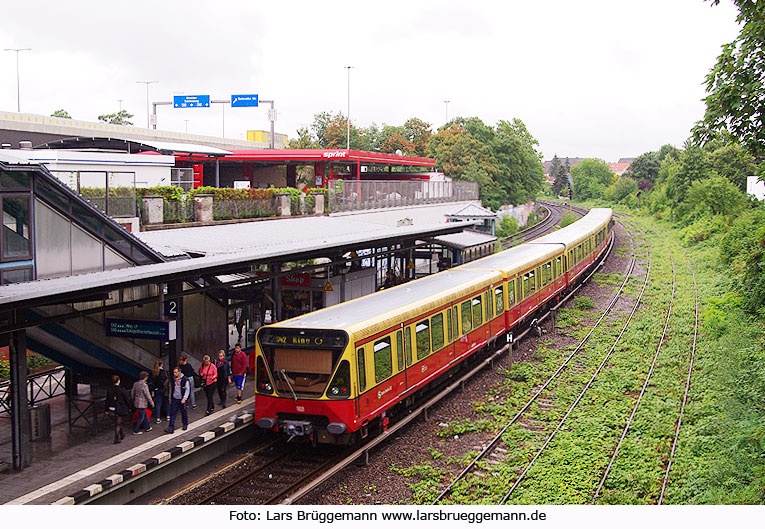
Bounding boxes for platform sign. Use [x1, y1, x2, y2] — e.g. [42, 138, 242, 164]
[173, 95, 210, 108]
[106, 318, 177, 340]
[231, 94, 259, 107]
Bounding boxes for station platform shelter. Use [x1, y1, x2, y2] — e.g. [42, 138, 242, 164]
[0, 151, 479, 479]
[174, 148, 438, 189]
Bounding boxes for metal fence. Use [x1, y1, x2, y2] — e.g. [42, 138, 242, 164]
[328, 180, 479, 212]
[0, 365, 67, 415]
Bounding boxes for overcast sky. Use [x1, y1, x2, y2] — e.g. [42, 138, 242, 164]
[0, 0, 740, 162]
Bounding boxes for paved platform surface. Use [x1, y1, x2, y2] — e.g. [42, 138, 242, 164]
[0, 384, 251, 504]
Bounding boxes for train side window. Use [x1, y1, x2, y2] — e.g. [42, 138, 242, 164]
[508, 280, 516, 307]
[404, 327, 413, 366]
[485, 291, 493, 319]
[396, 330, 404, 372]
[542, 262, 552, 286]
[495, 286, 504, 313]
[472, 296, 483, 327]
[357, 348, 367, 392]
[432, 313, 445, 351]
[373, 337, 393, 383]
[416, 319, 430, 359]
[461, 301, 472, 334]
[556, 257, 562, 277]
[452, 306, 459, 338]
[447, 309, 453, 343]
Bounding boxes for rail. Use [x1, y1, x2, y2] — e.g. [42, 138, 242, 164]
[0, 365, 66, 415]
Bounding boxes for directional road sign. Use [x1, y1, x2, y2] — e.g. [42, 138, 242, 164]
[231, 94, 259, 107]
[173, 95, 210, 108]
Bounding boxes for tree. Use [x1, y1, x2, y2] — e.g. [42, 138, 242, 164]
[97, 110, 134, 125]
[51, 109, 71, 118]
[682, 175, 747, 220]
[666, 145, 716, 218]
[571, 159, 614, 200]
[550, 154, 569, 196]
[709, 142, 757, 191]
[693, 1, 765, 158]
[626, 151, 662, 181]
[402, 117, 433, 157]
[286, 126, 318, 149]
[604, 176, 639, 203]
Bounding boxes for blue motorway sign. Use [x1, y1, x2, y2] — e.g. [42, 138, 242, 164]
[173, 95, 210, 108]
[231, 94, 259, 107]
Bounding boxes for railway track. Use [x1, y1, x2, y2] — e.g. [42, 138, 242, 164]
[433, 221, 638, 504]
[658, 248, 698, 504]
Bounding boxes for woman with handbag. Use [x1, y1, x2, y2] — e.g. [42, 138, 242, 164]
[105, 375, 131, 444]
[199, 354, 218, 415]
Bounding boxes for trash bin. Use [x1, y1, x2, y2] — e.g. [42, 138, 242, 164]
[29, 403, 51, 441]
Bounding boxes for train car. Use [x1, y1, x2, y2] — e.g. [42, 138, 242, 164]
[253, 208, 613, 444]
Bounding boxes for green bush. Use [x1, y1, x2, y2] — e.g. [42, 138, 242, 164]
[559, 212, 578, 228]
[604, 176, 638, 203]
[496, 215, 519, 238]
[136, 185, 184, 202]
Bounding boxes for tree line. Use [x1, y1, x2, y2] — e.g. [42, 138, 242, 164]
[289, 112, 545, 211]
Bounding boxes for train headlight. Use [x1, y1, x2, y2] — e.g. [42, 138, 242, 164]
[326, 360, 351, 398]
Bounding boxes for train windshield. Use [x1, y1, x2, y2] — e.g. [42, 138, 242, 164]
[257, 328, 348, 398]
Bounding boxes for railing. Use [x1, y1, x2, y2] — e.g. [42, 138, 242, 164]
[328, 180, 479, 212]
[0, 365, 67, 415]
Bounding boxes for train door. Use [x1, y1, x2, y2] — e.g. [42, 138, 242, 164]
[446, 308, 455, 363]
[396, 329, 407, 393]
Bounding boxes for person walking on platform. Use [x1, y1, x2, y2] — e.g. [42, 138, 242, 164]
[165, 366, 189, 433]
[179, 352, 197, 409]
[216, 349, 232, 408]
[131, 371, 154, 435]
[105, 375, 131, 444]
[150, 359, 168, 424]
[231, 343, 248, 404]
[199, 354, 218, 415]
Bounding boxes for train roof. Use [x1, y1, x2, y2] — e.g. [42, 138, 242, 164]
[528, 208, 611, 249]
[266, 267, 502, 342]
[456, 242, 562, 276]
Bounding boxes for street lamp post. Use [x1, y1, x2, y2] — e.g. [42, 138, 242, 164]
[4, 48, 31, 113]
[345, 66, 353, 150]
[444, 100, 450, 124]
[136, 80, 158, 128]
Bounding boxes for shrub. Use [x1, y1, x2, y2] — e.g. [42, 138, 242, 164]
[559, 212, 578, 228]
[496, 215, 519, 238]
[604, 176, 638, 203]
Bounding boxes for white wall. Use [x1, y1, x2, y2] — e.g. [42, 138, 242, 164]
[747, 176, 765, 200]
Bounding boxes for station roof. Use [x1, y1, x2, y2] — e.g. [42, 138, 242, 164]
[430, 230, 497, 250]
[199, 148, 436, 167]
[37, 137, 232, 157]
[0, 216, 475, 311]
[446, 203, 497, 219]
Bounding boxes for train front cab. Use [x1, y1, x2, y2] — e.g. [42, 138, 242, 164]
[254, 327, 358, 445]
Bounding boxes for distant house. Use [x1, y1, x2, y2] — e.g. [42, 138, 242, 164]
[608, 160, 632, 175]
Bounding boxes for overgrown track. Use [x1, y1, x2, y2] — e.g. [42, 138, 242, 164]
[659, 249, 698, 504]
[591, 234, 675, 502]
[498, 226, 653, 504]
[433, 222, 636, 504]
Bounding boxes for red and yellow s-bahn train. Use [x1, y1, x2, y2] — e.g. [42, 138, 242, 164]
[253, 208, 613, 444]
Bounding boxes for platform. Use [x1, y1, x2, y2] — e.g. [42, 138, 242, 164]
[0, 383, 253, 504]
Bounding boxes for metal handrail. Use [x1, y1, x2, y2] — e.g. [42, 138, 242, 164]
[0, 365, 67, 414]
